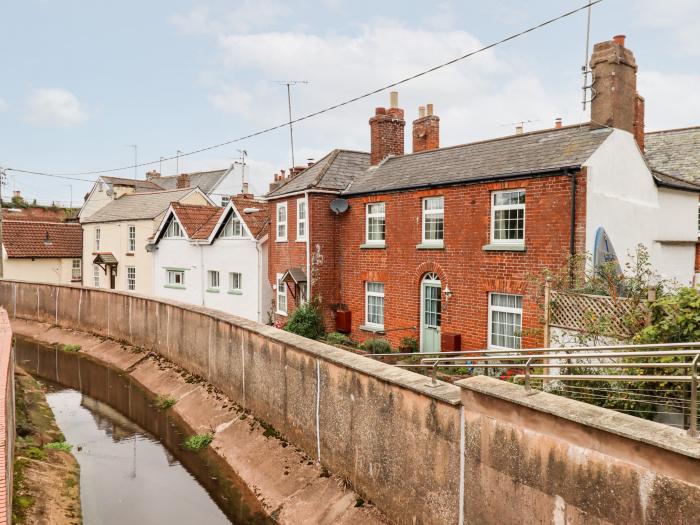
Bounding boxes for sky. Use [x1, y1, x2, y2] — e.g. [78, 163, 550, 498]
[1, 0, 699, 205]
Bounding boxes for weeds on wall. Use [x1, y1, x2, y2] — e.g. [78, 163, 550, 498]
[183, 433, 213, 451]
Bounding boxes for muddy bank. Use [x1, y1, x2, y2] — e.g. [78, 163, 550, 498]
[13, 368, 81, 525]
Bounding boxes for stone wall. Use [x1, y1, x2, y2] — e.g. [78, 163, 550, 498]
[0, 309, 14, 525]
[1, 280, 698, 525]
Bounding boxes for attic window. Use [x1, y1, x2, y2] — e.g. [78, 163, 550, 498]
[221, 215, 246, 238]
[164, 219, 184, 238]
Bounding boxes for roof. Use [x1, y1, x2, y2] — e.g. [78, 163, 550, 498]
[93, 253, 118, 265]
[266, 150, 370, 198]
[81, 188, 202, 223]
[282, 267, 307, 284]
[1, 207, 74, 223]
[650, 170, 700, 192]
[645, 126, 700, 184]
[231, 195, 270, 239]
[170, 203, 225, 240]
[152, 169, 228, 194]
[101, 176, 163, 192]
[343, 124, 614, 195]
[3, 221, 82, 258]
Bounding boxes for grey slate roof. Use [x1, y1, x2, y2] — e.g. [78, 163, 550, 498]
[81, 188, 199, 223]
[343, 124, 614, 195]
[153, 169, 228, 193]
[101, 176, 162, 192]
[266, 150, 370, 198]
[645, 127, 700, 184]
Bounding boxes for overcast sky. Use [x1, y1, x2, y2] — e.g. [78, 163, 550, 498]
[1, 0, 698, 204]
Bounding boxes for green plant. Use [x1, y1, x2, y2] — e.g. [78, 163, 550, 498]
[284, 298, 325, 340]
[361, 338, 392, 354]
[399, 336, 418, 353]
[155, 395, 177, 410]
[60, 344, 81, 353]
[183, 433, 213, 451]
[45, 440, 72, 452]
[325, 332, 352, 346]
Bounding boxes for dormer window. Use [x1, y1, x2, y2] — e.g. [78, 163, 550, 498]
[221, 214, 246, 238]
[164, 219, 184, 238]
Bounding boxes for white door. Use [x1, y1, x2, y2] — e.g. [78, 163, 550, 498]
[420, 273, 441, 352]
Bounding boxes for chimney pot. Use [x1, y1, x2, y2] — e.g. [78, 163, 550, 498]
[412, 104, 440, 153]
[176, 173, 190, 189]
[390, 91, 399, 109]
[515, 125, 524, 135]
[418, 106, 426, 118]
[555, 117, 562, 128]
[375, 107, 386, 116]
[426, 103, 433, 116]
[613, 34, 626, 47]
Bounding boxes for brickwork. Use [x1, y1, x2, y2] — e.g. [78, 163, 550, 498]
[369, 107, 405, 165]
[412, 114, 440, 153]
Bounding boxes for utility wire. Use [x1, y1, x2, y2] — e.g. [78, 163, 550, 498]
[5, 0, 603, 181]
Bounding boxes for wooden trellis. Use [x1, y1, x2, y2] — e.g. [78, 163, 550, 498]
[548, 290, 634, 337]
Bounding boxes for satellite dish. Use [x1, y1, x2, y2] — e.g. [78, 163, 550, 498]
[145, 243, 158, 253]
[330, 198, 349, 215]
[106, 189, 113, 197]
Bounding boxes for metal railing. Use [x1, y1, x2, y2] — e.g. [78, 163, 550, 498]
[364, 342, 700, 438]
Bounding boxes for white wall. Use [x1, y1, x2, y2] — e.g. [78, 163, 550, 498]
[211, 165, 262, 203]
[79, 179, 113, 220]
[585, 130, 698, 286]
[2, 256, 79, 284]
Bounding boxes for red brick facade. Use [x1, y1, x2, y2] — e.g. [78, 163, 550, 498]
[369, 107, 405, 165]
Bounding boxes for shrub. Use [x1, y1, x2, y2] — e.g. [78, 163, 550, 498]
[398, 336, 418, 353]
[361, 338, 392, 354]
[45, 441, 72, 452]
[325, 332, 352, 346]
[284, 299, 325, 340]
[60, 344, 81, 353]
[155, 395, 177, 410]
[183, 433, 213, 451]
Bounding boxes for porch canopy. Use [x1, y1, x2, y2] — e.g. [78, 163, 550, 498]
[92, 253, 118, 272]
[281, 267, 306, 285]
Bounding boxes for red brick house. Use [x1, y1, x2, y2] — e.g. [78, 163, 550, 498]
[267, 36, 700, 352]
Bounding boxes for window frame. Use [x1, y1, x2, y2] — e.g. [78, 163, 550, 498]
[276, 273, 287, 315]
[221, 196, 230, 207]
[127, 225, 136, 252]
[421, 196, 444, 245]
[92, 264, 100, 287]
[126, 266, 136, 291]
[164, 219, 184, 238]
[166, 269, 185, 288]
[487, 292, 523, 351]
[94, 227, 101, 251]
[228, 272, 242, 294]
[71, 259, 82, 282]
[697, 201, 700, 237]
[296, 198, 307, 241]
[490, 189, 526, 245]
[220, 214, 245, 238]
[207, 270, 220, 291]
[365, 202, 386, 245]
[276, 202, 288, 242]
[365, 281, 385, 329]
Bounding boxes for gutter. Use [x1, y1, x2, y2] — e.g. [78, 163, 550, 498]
[255, 240, 263, 323]
[568, 169, 577, 284]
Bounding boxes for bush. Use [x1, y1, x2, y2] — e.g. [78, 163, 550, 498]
[60, 344, 81, 353]
[155, 395, 177, 410]
[361, 338, 392, 354]
[284, 299, 325, 340]
[183, 433, 213, 451]
[45, 441, 72, 452]
[398, 336, 418, 353]
[325, 332, 352, 346]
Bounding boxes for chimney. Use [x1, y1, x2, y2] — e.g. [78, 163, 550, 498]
[590, 34, 641, 141]
[12, 190, 21, 198]
[176, 173, 190, 189]
[290, 166, 306, 177]
[634, 93, 645, 151]
[515, 125, 523, 135]
[369, 91, 405, 165]
[555, 117, 562, 129]
[412, 103, 440, 153]
[146, 170, 161, 181]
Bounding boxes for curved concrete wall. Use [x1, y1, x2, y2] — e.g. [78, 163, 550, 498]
[0, 309, 14, 525]
[1, 280, 698, 525]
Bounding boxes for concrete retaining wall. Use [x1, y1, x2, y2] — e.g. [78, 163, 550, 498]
[1, 280, 698, 525]
[0, 309, 14, 525]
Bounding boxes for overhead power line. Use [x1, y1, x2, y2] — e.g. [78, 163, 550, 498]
[5, 0, 603, 181]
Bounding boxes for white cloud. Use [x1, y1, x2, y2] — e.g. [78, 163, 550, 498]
[170, 1, 291, 36]
[635, 0, 700, 54]
[24, 88, 88, 127]
[638, 71, 700, 130]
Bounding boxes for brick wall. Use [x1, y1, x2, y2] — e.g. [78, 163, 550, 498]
[369, 108, 405, 165]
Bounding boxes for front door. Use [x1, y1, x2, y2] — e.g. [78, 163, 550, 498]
[109, 266, 117, 289]
[420, 273, 441, 352]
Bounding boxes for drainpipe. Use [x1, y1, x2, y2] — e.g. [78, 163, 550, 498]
[200, 244, 205, 306]
[569, 169, 577, 285]
[305, 192, 311, 300]
[255, 240, 263, 323]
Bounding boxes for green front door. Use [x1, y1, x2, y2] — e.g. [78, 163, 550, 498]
[421, 274, 441, 352]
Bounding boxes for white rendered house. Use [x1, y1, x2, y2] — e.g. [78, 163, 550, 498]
[152, 196, 272, 323]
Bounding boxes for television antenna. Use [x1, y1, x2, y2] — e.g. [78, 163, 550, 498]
[581, 2, 595, 110]
[273, 80, 309, 168]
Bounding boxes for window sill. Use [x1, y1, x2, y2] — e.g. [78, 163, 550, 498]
[126, 252, 134, 256]
[206, 288, 220, 293]
[227, 290, 243, 295]
[360, 243, 386, 249]
[416, 242, 444, 250]
[482, 244, 526, 252]
[295, 238, 307, 243]
[164, 284, 185, 290]
[71, 279, 82, 283]
[275, 238, 288, 243]
[276, 311, 288, 317]
[359, 324, 385, 334]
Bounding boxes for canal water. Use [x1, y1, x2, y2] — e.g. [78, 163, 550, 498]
[15, 336, 274, 525]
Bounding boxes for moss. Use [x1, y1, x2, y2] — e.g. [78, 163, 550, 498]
[183, 433, 213, 451]
[154, 395, 177, 410]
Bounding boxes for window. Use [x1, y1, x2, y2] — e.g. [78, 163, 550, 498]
[127, 225, 136, 252]
[228, 272, 242, 293]
[276, 274, 287, 314]
[164, 219, 184, 238]
[92, 264, 100, 287]
[276, 202, 287, 241]
[422, 196, 444, 244]
[697, 202, 700, 236]
[221, 215, 245, 238]
[365, 202, 386, 244]
[488, 293, 523, 350]
[166, 269, 185, 287]
[207, 270, 220, 291]
[71, 259, 82, 282]
[221, 196, 230, 207]
[126, 266, 136, 291]
[491, 190, 525, 244]
[365, 282, 385, 328]
[296, 199, 307, 240]
[94, 227, 101, 251]
[298, 282, 307, 305]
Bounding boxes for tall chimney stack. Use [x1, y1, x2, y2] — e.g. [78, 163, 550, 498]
[412, 103, 440, 153]
[369, 91, 405, 165]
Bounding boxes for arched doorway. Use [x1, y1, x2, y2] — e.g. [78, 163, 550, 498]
[420, 272, 441, 352]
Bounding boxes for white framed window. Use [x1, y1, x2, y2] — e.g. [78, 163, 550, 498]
[697, 201, 700, 236]
[221, 196, 230, 207]
[365, 282, 385, 328]
[488, 293, 523, 350]
[94, 227, 101, 251]
[491, 190, 525, 244]
[166, 269, 185, 287]
[276, 273, 287, 315]
[92, 264, 100, 287]
[276, 202, 288, 241]
[126, 266, 136, 291]
[127, 225, 136, 252]
[164, 219, 184, 238]
[221, 214, 245, 238]
[422, 196, 444, 244]
[298, 282, 307, 305]
[207, 270, 220, 291]
[228, 272, 242, 293]
[296, 198, 307, 241]
[365, 202, 386, 245]
[71, 259, 82, 281]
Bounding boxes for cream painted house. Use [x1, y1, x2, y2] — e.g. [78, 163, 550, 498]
[80, 187, 212, 294]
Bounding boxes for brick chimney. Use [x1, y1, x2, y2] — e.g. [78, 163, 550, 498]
[369, 91, 405, 165]
[590, 35, 644, 150]
[146, 170, 161, 181]
[176, 173, 190, 188]
[412, 103, 440, 153]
